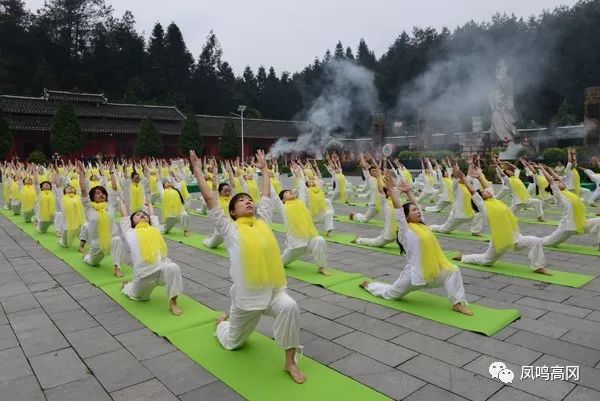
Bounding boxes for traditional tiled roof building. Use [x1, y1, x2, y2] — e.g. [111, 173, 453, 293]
[0, 89, 308, 159]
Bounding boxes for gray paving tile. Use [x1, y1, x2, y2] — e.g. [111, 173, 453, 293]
[561, 329, 600, 350]
[0, 375, 45, 401]
[0, 324, 18, 351]
[64, 326, 123, 358]
[0, 347, 33, 384]
[29, 348, 88, 389]
[298, 297, 353, 319]
[0, 292, 40, 314]
[115, 328, 176, 361]
[86, 349, 153, 392]
[303, 336, 354, 365]
[334, 330, 418, 367]
[535, 353, 600, 393]
[398, 354, 502, 401]
[385, 313, 462, 340]
[111, 378, 178, 401]
[179, 381, 244, 401]
[15, 324, 70, 357]
[45, 375, 112, 401]
[334, 312, 409, 340]
[487, 386, 550, 401]
[94, 309, 144, 335]
[63, 282, 104, 300]
[77, 293, 122, 316]
[463, 355, 575, 401]
[52, 272, 88, 287]
[563, 386, 600, 401]
[539, 312, 600, 334]
[510, 317, 570, 339]
[329, 353, 425, 400]
[506, 330, 600, 367]
[516, 297, 592, 318]
[449, 331, 542, 365]
[299, 312, 354, 339]
[142, 351, 217, 395]
[51, 308, 99, 333]
[7, 308, 53, 333]
[403, 384, 469, 401]
[392, 331, 481, 367]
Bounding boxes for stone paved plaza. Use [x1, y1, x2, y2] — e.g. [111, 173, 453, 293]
[1, 177, 600, 401]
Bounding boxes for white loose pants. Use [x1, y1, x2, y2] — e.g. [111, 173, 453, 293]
[122, 261, 183, 300]
[82, 236, 124, 268]
[216, 290, 300, 350]
[512, 198, 544, 218]
[356, 234, 395, 247]
[282, 236, 328, 267]
[543, 218, 600, 246]
[160, 212, 190, 234]
[354, 204, 378, 223]
[461, 234, 546, 270]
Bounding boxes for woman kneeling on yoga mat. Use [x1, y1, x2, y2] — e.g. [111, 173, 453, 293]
[191, 149, 306, 384]
[117, 195, 183, 316]
[360, 170, 473, 316]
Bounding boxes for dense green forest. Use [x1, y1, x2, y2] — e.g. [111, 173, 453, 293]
[1, 0, 599, 133]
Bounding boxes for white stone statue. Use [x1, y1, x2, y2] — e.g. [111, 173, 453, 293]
[489, 60, 518, 142]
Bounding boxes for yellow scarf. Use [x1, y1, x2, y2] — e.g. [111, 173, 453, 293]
[160, 166, 169, 177]
[90, 180, 101, 188]
[233, 177, 243, 194]
[58, 167, 65, 175]
[480, 173, 491, 189]
[536, 174, 551, 199]
[425, 173, 434, 186]
[408, 222, 454, 282]
[246, 179, 260, 203]
[508, 175, 531, 201]
[284, 199, 318, 239]
[91, 202, 111, 253]
[401, 168, 413, 183]
[219, 196, 231, 214]
[126, 166, 134, 177]
[571, 168, 581, 196]
[335, 173, 347, 202]
[235, 216, 286, 288]
[130, 182, 144, 212]
[3, 180, 9, 202]
[63, 194, 85, 231]
[270, 177, 282, 194]
[180, 180, 190, 200]
[39, 189, 56, 221]
[21, 184, 37, 212]
[37, 173, 48, 183]
[458, 184, 474, 217]
[162, 188, 183, 220]
[308, 186, 328, 217]
[149, 175, 158, 194]
[443, 178, 454, 203]
[10, 180, 20, 201]
[485, 198, 518, 253]
[135, 221, 168, 264]
[371, 177, 382, 212]
[69, 177, 80, 191]
[561, 189, 586, 234]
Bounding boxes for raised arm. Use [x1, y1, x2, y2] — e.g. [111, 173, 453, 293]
[190, 151, 217, 210]
[254, 150, 270, 197]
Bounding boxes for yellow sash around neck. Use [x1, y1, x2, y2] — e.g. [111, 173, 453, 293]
[308, 186, 328, 217]
[235, 216, 286, 288]
[508, 175, 531, 201]
[21, 184, 37, 212]
[408, 222, 455, 282]
[39, 189, 56, 221]
[135, 221, 167, 264]
[443, 177, 454, 203]
[91, 202, 111, 253]
[335, 173, 347, 201]
[246, 179, 260, 203]
[130, 182, 144, 212]
[284, 199, 318, 240]
[63, 194, 85, 231]
[571, 168, 581, 196]
[162, 188, 183, 221]
[458, 184, 474, 218]
[561, 189, 586, 234]
[485, 198, 519, 253]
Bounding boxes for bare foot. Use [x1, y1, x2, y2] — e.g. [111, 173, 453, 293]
[534, 267, 553, 275]
[170, 299, 183, 316]
[452, 303, 474, 316]
[79, 246, 85, 253]
[114, 267, 124, 278]
[284, 362, 307, 384]
[216, 315, 228, 326]
[183, 230, 191, 237]
[359, 280, 370, 289]
[325, 230, 334, 238]
[537, 217, 546, 222]
[318, 267, 331, 276]
[452, 252, 462, 261]
[349, 212, 354, 221]
[350, 237, 358, 244]
[121, 280, 129, 289]
[472, 232, 483, 237]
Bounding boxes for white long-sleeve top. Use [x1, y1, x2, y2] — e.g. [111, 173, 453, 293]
[471, 193, 519, 241]
[271, 185, 313, 249]
[508, 168, 529, 205]
[396, 204, 454, 285]
[563, 162, 576, 190]
[549, 183, 578, 232]
[380, 197, 397, 240]
[362, 169, 380, 205]
[120, 215, 165, 278]
[584, 169, 600, 189]
[82, 197, 119, 244]
[208, 196, 283, 311]
[450, 180, 473, 219]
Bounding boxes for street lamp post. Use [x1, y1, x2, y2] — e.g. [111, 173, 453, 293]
[238, 105, 246, 163]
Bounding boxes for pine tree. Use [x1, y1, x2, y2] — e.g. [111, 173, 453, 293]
[179, 114, 204, 155]
[218, 119, 239, 159]
[0, 113, 12, 159]
[334, 41, 345, 59]
[134, 118, 163, 157]
[345, 46, 355, 60]
[50, 103, 83, 156]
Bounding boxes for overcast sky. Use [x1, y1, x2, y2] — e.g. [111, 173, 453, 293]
[24, 0, 577, 75]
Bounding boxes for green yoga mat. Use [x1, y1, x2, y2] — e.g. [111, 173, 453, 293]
[0, 214, 393, 400]
[102, 283, 221, 336]
[436, 230, 600, 257]
[163, 229, 519, 336]
[334, 214, 385, 228]
[446, 252, 594, 288]
[0, 210, 133, 286]
[329, 278, 520, 336]
[425, 210, 560, 227]
[269, 223, 400, 256]
[167, 324, 391, 401]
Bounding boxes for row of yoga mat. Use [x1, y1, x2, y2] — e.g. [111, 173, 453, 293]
[185, 209, 594, 288]
[1, 208, 521, 401]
